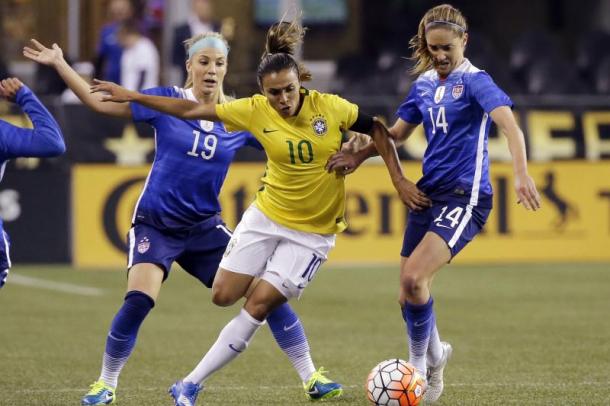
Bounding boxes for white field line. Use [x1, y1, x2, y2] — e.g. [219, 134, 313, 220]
[8, 273, 104, 296]
[13, 381, 610, 393]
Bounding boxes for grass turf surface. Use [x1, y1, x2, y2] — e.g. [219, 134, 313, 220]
[0, 263, 609, 405]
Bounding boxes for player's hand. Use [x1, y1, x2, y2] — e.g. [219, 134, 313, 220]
[90, 79, 135, 103]
[392, 177, 431, 211]
[0, 269, 8, 289]
[326, 151, 361, 175]
[342, 132, 371, 153]
[0, 78, 24, 102]
[23, 39, 64, 67]
[514, 172, 541, 211]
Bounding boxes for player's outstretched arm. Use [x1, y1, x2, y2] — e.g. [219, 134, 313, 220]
[368, 118, 430, 210]
[23, 39, 131, 118]
[0, 78, 65, 158]
[90, 80, 219, 121]
[326, 118, 418, 175]
[490, 106, 541, 211]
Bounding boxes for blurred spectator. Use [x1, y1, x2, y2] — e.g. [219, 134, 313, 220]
[94, 0, 136, 84]
[117, 21, 159, 91]
[171, 0, 220, 83]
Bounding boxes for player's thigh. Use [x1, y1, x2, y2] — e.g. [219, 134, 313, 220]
[127, 263, 165, 301]
[212, 268, 256, 306]
[263, 231, 335, 300]
[177, 221, 232, 288]
[127, 223, 184, 277]
[218, 205, 281, 283]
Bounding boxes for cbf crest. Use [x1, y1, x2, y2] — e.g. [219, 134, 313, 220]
[452, 84, 464, 99]
[137, 236, 150, 254]
[310, 114, 328, 136]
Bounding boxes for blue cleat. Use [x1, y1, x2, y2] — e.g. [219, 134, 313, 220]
[81, 380, 115, 405]
[169, 380, 202, 406]
[303, 367, 343, 401]
[0, 269, 8, 288]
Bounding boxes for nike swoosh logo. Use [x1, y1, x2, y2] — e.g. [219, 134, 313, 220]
[283, 321, 300, 331]
[434, 222, 453, 229]
[263, 128, 278, 134]
[177, 394, 192, 406]
[228, 343, 243, 353]
[413, 316, 432, 327]
[307, 387, 320, 395]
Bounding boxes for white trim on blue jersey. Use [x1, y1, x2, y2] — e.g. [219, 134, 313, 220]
[127, 227, 136, 268]
[2, 230, 11, 268]
[470, 112, 489, 206]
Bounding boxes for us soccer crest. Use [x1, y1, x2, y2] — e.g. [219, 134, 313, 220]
[200, 120, 214, 132]
[310, 114, 328, 136]
[434, 86, 446, 104]
[137, 237, 150, 254]
[452, 84, 464, 99]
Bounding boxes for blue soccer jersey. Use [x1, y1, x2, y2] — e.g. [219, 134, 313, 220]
[130, 87, 262, 230]
[397, 59, 512, 207]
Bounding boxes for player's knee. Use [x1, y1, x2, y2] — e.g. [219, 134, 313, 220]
[211, 287, 239, 307]
[400, 272, 426, 298]
[244, 301, 271, 322]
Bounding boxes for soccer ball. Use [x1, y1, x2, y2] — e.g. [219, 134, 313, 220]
[365, 359, 425, 406]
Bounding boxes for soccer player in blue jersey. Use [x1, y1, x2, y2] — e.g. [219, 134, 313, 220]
[0, 77, 66, 289]
[24, 35, 342, 405]
[91, 20, 416, 406]
[327, 4, 542, 403]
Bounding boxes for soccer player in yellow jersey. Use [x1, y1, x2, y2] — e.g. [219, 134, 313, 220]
[92, 20, 426, 405]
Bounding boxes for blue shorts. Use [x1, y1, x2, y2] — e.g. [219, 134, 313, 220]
[0, 227, 11, 271]
[127, 215, 232, 287]
[401, 199, 491, 258]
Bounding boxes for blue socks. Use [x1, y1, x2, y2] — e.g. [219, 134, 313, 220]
[100, 290, 155, 388]
[402, 297, 434, 375]
[267, 302, 316, 382]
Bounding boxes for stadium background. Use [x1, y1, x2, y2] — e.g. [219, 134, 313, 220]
[0, 1, 609, 405]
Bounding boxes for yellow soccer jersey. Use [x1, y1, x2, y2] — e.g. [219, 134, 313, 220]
[216, 88, 358, 234]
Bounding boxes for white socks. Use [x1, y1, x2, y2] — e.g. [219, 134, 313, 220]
[184, 309, 264, 385]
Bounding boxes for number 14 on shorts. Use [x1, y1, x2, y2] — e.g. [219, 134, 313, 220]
[433, 205, 465, 229]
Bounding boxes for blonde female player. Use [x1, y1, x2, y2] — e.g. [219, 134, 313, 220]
[25, 32, 342, 405]
[91, 20, 422, 405]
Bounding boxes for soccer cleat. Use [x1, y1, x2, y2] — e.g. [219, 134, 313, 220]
[81, 380, 116, 405]
[0, 269, 8, 288]
[423, 341, 453, 403]
[303, 367, 343, 401]
[169, 380, 202, 406]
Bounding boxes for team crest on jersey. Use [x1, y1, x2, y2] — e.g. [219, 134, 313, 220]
[137, 237, 150, 254]
[310, 114, 328, 136]
[452, 84, 464, 99]
[200, 120, 214, 132]
[434, 86, 446, 104]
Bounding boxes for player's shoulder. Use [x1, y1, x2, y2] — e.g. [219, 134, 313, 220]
[140, 86, 181, 98]
[455, 59, 492, 83]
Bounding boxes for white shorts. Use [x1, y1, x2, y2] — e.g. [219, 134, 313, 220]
[219, 204, 336, 299]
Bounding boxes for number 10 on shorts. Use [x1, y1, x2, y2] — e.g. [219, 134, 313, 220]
[301, 253, 323, 282]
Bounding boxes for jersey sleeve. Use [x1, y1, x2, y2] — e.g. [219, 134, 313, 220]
[129, 87, 173, 123]
[469, 71, 513, 113]
[215, 98, 254, 132]
[243, 132, 263, 150]
[0, 86, 66, 159]
[325, 94, 359, 131]
[396, 84, 423, 124]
